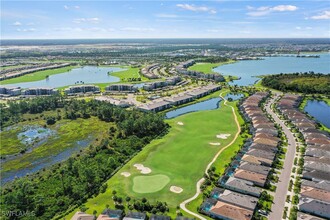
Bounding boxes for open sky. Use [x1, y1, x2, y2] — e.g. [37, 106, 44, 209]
[1, 0, 330, 39]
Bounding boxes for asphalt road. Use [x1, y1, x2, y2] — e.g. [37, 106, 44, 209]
[265, 95, 297, 220]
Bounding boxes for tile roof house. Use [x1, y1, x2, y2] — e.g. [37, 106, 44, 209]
[71, 211, 95, 220]
[222, 177, 262, 198]
[241, 154, 273, 167]
[202, 198, 254, 220]
[234, 169, 267, 187]
[299, 196, 330, 219]
[301, 180, 330, 192]
[300, 186, 330, 203]
[123, 212, 147, 220]
[297, 212, 326, 220]
[215, 189, 258, 211]
[239, 161, 271, 175]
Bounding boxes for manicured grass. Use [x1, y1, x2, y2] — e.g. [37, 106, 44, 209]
[65, 90, 239, 218]
[1, 117, 111, 173]
[133, 174, 170, 193]
[109, 66, 147, 81]
[0, 66, 76, 85]
[187, 61, 235, 74]
[0, 64, 28, 71]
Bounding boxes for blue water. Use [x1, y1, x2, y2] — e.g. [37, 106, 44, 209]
[18, 126, 54, 145]
[214, 53, 330, 86]
[224, 93, 244, 101]
[2, 66, 123, 88]
[1, 138, 93, 184]
[165, 98, 221, 119]
[304, 100, 330, 128]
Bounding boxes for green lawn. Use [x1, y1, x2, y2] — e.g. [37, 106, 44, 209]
[109, 66, 148, 81]
[187, 61, 235, 74]
[0, 66, 76, 85]
[1, 117, 110, 173]
[65, 91, 239, 218]
[133, 174, 170, 193]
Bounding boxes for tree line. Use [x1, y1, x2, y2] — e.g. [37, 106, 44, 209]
[0, 95, 169, 219]
[261, 72, 330, 95]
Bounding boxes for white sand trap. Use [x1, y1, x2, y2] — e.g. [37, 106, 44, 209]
[177, 122, 184, 126]
[170, 186, 183, 194]
[121, 172, 131, 177]
[134, 163, 152, 174]
[209, 142, 221, 146]
[216, 134, 231, 139]
[140, 167, 152, 174]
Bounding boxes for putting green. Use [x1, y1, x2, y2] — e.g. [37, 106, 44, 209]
[133, 174, 170, 193]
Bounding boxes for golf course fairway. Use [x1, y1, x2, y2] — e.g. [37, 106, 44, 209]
[66, 93, 240, 218]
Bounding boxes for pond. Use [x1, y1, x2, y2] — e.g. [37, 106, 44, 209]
[214, 53, 330, 86]
[224, 93, 244, 101]
[3, 66, 123, 88]
[1, 137, 93, 185]
[165, 97, 221, 119]
[304, 100, 330, 129]
[18, 126, 55, 145]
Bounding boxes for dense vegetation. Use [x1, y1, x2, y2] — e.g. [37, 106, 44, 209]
[261, 72, 330, 94]
[0, 96, 168, 220]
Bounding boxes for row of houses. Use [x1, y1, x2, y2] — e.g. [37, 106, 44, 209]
[64, 85, 100, 95]
[143, 76, 182, 91]
[137, 84, 221, 112]
[0, 63, 72, 81]
[140, 64, 160, 79]
[71, 210, 193, 220]
[277, 94, 330, 219]
[0, 86, 59, 96]
[200, 92, 281, 220]
[105, 84, 138, 93]
[175, 60, 225, 83]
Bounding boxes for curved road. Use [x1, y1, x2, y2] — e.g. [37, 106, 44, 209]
[179, 93, 241, 219]
[265, 94, 297, 220]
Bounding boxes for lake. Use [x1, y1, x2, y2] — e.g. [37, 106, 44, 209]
[165, 97, 221, 119]
[214, 53, 330, 86]
[304, 100, 330, 128]
[3, 66, 123, 88]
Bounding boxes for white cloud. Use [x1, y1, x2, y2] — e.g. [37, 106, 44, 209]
[27, 22, 35, 26]
[272, 5, 297, 12]
[295, 26, 301, 30]
[17, 28, 36, 32]
[155, 14, 178, 18]
[64, 5, 80, 10]
[310, 10, 330, 20]
[13, 21, 22, 26]
[121, 27, 155, 32]
[176, 4, 217, 14]
[73, 17, 100, 23]
[247, 5, 298, 17]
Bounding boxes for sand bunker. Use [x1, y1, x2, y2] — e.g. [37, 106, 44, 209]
[177, 122, 184, 126]
[216, 134, 231, 139]
[121, 172, 131, 177]
[170, 186, 183, 194]
[134, 163, 152, 174]
[209, 142, 221, 146]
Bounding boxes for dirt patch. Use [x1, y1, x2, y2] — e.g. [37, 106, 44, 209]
[216, 134, 231, 139]
[120, 172, 131, 177]
[170, 186, 183, 193]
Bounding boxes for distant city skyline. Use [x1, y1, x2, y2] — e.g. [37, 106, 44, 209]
[1, 0, 330, 39]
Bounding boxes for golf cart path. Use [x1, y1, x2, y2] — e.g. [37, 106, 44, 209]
[179, 92, 241, 220]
